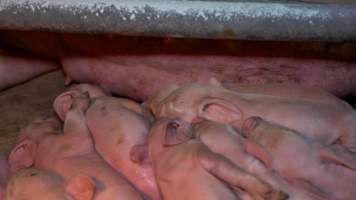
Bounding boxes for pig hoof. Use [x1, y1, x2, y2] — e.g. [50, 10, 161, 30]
[241, 116, 262, 136]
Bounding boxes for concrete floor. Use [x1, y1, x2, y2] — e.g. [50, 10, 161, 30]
[0, 70, 65, 156]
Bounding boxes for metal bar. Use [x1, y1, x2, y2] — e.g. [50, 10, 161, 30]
[0, 0, 356, 42]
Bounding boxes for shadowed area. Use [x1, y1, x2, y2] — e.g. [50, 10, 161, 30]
[0, 70, 65, 155]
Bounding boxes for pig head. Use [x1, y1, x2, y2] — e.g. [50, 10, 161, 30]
[7, 168, 95, 200]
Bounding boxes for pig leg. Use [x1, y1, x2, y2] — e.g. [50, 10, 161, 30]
[0, 53, 59, 91]
[197, 146, 287, 200]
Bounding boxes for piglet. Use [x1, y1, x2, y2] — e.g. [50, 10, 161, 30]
[132, 118, 285, 200]
[54, 85, 159, 200]
[9, 94, 144, 200]
[242, 117, 356, 200]
[194, 120, 321, 200]
[7, 168, 95, 200]
[148, 82, 356, 151]
[84, 96, 159, 200]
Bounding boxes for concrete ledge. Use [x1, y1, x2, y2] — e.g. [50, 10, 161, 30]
[0, 0, 356, 41]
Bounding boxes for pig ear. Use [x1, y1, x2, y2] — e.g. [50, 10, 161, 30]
[53, 90, 79, 121]
[164, 121, 195, 146]
[130, 144, 151, 166]
[198, 98, 242, 124]
[65, 174, 96, 200]
[8, 139, 37, 172]
[319, 145, 356, 170]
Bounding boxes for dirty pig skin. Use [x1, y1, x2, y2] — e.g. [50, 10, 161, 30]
[8, 96, 144, 200]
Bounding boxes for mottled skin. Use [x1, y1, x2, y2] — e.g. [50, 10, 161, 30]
[148, 82, 356, 151]
[144, 118, 284, 200]
[194, 120, 320, 200]
[0, 155, 8, 200]
[242, 117, 356, 200]
[9, 98, 144, 200]
[54, 85, 159, 200]
[7, 168, 96, 200]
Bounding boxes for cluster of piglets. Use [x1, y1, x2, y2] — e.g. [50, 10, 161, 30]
[3, 81, 356, 200]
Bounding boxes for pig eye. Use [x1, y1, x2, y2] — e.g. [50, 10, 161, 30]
[30, 173, 37, 176]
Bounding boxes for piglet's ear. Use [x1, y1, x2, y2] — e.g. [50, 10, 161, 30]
[65, 174, 96, 200]
[198, 98, 242, 124]
[53, 90, 80, 121]
[8, 139, 37, 173]
[130, 144, 151, 166]
[164, 121, 195, 146]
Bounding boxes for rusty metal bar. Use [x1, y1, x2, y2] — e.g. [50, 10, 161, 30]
[0, 0, 356, 42]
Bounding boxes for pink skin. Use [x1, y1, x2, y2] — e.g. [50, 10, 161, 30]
[194, 120, 319, 200]
[141, 118, 285, 200]
[221, 82, 350, 109]
[61, 55, 356, 101]
[148, 82, 356, 151]
[53, 83, 108, 121]
[242, 117, 356, 200]
[0, 52, 59, 91]
[84, 96, 160, 200]
[0, 155, 9, 200]
[9, 97, 144, 200]
[2, 31, 356, 100]
[7, 168, 96, 200]
[54, 85, 159, 199]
